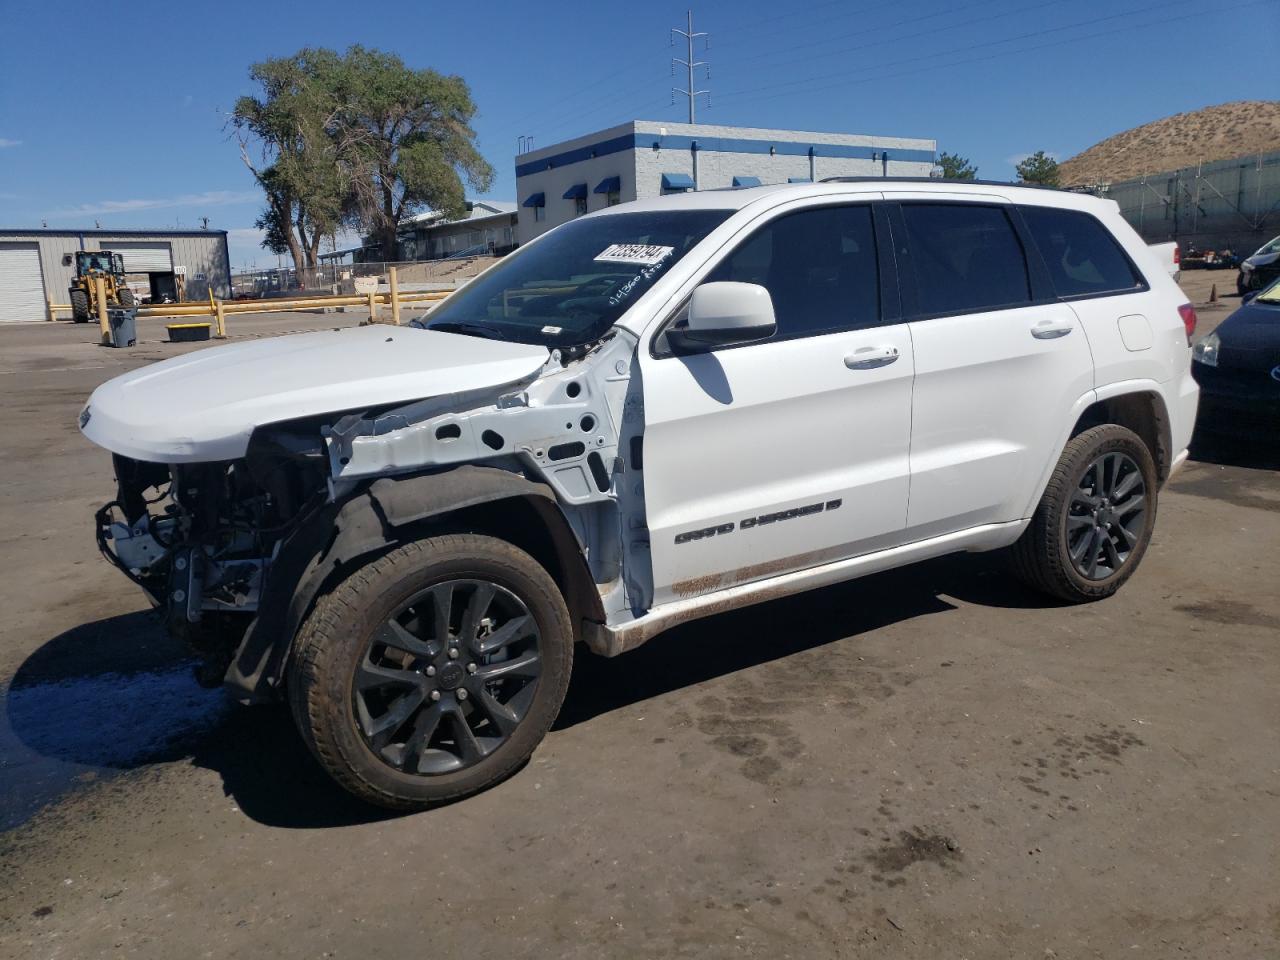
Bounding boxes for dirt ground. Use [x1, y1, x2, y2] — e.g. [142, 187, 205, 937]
[1, 279, 1277, 959]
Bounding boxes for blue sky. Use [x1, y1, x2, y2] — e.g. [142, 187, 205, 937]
[1, 0, 1274, 268]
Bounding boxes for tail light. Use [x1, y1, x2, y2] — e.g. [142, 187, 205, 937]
[1178, 303, 1197, 345]
[1173, 245, 1181, 267]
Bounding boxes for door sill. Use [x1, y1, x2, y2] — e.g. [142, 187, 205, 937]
[584, 520, 1027, 656]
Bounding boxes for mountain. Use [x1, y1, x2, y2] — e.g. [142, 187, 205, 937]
[1059, 101, 1280, 186]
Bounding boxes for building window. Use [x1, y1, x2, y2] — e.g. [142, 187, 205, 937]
[574, 196, 588, 216]
[469, 230, 482, 245]
[534, 206, 546, 222]
[606, 190, 621, 206]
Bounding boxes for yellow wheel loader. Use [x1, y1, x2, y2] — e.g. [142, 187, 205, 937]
[67, 250, 135, 323]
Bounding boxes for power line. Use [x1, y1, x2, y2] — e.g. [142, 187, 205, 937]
[671, 10, 710, 124]
[711, 0, 1277, 111]
[714, 0, 1206, 103]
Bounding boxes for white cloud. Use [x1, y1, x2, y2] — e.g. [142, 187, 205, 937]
[0, 138, 22, 148]
[46, 190, 259, 218]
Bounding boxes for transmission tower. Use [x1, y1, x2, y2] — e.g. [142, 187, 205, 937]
[671, 9, 710, 124]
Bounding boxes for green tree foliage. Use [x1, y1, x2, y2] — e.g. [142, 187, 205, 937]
[1015, 151, 1061, 187]
[936, 152, 978, 180]
[233, 46, 494, 268]
[331, 46, 494, 261]
[233, 52, 349, 270]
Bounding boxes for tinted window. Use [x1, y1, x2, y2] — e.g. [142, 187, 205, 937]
[706, 205, 880, 338]
[900, 204, 1031, 316]
[423, 209, 731, 347]
[1020, 206, 1144, 297]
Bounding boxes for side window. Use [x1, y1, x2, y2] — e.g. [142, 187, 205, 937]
[1020, 206, 1144, 297]
[705, 205, 880, 339]
[900, 203, 1031, 316]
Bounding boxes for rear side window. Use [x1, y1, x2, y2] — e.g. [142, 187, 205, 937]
[899, 204, 1031, 316]
[706, 204, 880, 338]
[1020, 206, 1144, 298]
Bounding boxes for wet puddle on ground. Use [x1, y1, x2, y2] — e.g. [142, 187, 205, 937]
[0, 664, 227, 830]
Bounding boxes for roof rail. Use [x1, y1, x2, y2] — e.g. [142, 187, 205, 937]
[819, 176, 1067, 192]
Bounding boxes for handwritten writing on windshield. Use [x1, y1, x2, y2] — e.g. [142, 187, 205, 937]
[602, 246, 676, 309]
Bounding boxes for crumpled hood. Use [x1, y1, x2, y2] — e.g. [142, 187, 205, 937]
[80, 325, 548, 462]
[1246, 250, 1280, 268]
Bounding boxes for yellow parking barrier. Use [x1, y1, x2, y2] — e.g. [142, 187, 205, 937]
[95, 276, 110, 344]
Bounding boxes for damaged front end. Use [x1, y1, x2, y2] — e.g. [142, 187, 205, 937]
[96, 419, 330, 687]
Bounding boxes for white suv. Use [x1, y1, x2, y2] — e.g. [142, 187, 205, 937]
[81, 179, 1199, 808]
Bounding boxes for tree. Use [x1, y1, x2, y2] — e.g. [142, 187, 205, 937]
[233, 51, 349, 271]
[936, 152, 978, 180]
[328, 46, 494, 261]
[1015, 151, 1061, 187]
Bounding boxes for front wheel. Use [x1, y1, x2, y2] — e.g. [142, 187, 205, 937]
[117, 287, 136, 308]
[288, 534, 574, 809]
[1011, 425, 1157, 603]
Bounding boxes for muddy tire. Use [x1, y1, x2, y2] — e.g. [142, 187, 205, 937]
[70, 288, 90, 322]
[1011, 424, 1158, 603]
[117, 287, 136, 309]
[287, 534, 573, 810]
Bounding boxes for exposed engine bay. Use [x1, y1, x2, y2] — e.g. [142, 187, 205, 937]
[94, 331, 649, 695]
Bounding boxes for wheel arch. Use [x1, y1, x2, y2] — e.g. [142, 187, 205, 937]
[1071, 386, 1173, 484]
[223, 464, 603, 703]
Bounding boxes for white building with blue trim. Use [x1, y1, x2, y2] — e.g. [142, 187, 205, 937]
[514, 120, 936, 244]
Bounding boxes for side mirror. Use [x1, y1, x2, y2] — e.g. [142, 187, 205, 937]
[62, 253, 73, 267]
[667, 281, 776, 353]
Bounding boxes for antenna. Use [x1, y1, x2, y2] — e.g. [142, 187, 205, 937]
[671, 9, 710, 124]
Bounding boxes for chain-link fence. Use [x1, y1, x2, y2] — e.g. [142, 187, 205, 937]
[1079, 151, 1280, 254]
[229, 256, 497, 300]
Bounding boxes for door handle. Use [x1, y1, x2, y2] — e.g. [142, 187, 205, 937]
[844, 345, 900, 370]
[1031, 319, 1074, 339]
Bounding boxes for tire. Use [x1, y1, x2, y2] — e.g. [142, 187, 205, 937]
[1236, 274, 1248, 297]
[1011, 424, 1158, 603]
[288, 534, 574, 810]
[70, 288, 90, 323]
[117, 287, 136, 308]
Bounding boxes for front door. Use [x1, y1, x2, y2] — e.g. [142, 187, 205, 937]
[638, 202, 916, 606]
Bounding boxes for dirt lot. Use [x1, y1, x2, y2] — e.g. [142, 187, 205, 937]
[1, 281, 1277, 958]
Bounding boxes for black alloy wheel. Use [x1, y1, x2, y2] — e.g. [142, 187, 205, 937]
[354, 579, 542, 775]
[1065, 452, 1147, 581]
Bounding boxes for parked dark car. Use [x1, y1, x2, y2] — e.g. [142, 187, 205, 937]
[1236, 235, 1280, 296]
[1192, 278, 1280, 424]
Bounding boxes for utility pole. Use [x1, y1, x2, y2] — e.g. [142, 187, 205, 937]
[671, 9, 709, 124]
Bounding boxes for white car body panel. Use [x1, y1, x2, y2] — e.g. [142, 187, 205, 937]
[640, 322, 915, 605]
[81, 325, 548, 462]
[79, 179, 1200, 656]
[905, 301, 1095, 535]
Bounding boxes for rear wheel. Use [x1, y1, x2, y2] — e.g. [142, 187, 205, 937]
[288, 534, 573, 809]
[1011, 424, 1157, 603]
[70, 288, 90, 322]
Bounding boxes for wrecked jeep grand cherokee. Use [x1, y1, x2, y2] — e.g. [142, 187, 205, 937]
[82, 181, 1198, 809]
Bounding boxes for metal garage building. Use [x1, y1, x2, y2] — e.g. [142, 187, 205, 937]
[0, 228, 231, 323]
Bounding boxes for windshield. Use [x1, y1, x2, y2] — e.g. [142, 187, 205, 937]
[419, 209, 733, 346]
[1256, 277, 1280, 304]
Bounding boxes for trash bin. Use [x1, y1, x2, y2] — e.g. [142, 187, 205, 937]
[106, 308, 137, 348]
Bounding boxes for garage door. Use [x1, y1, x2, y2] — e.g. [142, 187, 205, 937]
[0, 243, 46, 323]
[111, 242, 173, 273]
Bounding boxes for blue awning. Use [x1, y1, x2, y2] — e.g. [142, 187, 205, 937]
[661, 172, 695, 191]
[593, 175, 621, 194]
[732, 175, 762, 188]
[788, 177, 812, 183]
[522, 192, 545, 208]
[562, 183, 587, 200]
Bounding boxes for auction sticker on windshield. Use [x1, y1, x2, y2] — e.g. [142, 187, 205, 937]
[594, 244, 675, 266]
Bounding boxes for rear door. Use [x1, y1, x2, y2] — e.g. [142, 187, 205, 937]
[639, 200, 916, 605]
[888, 200, 1095, 537]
